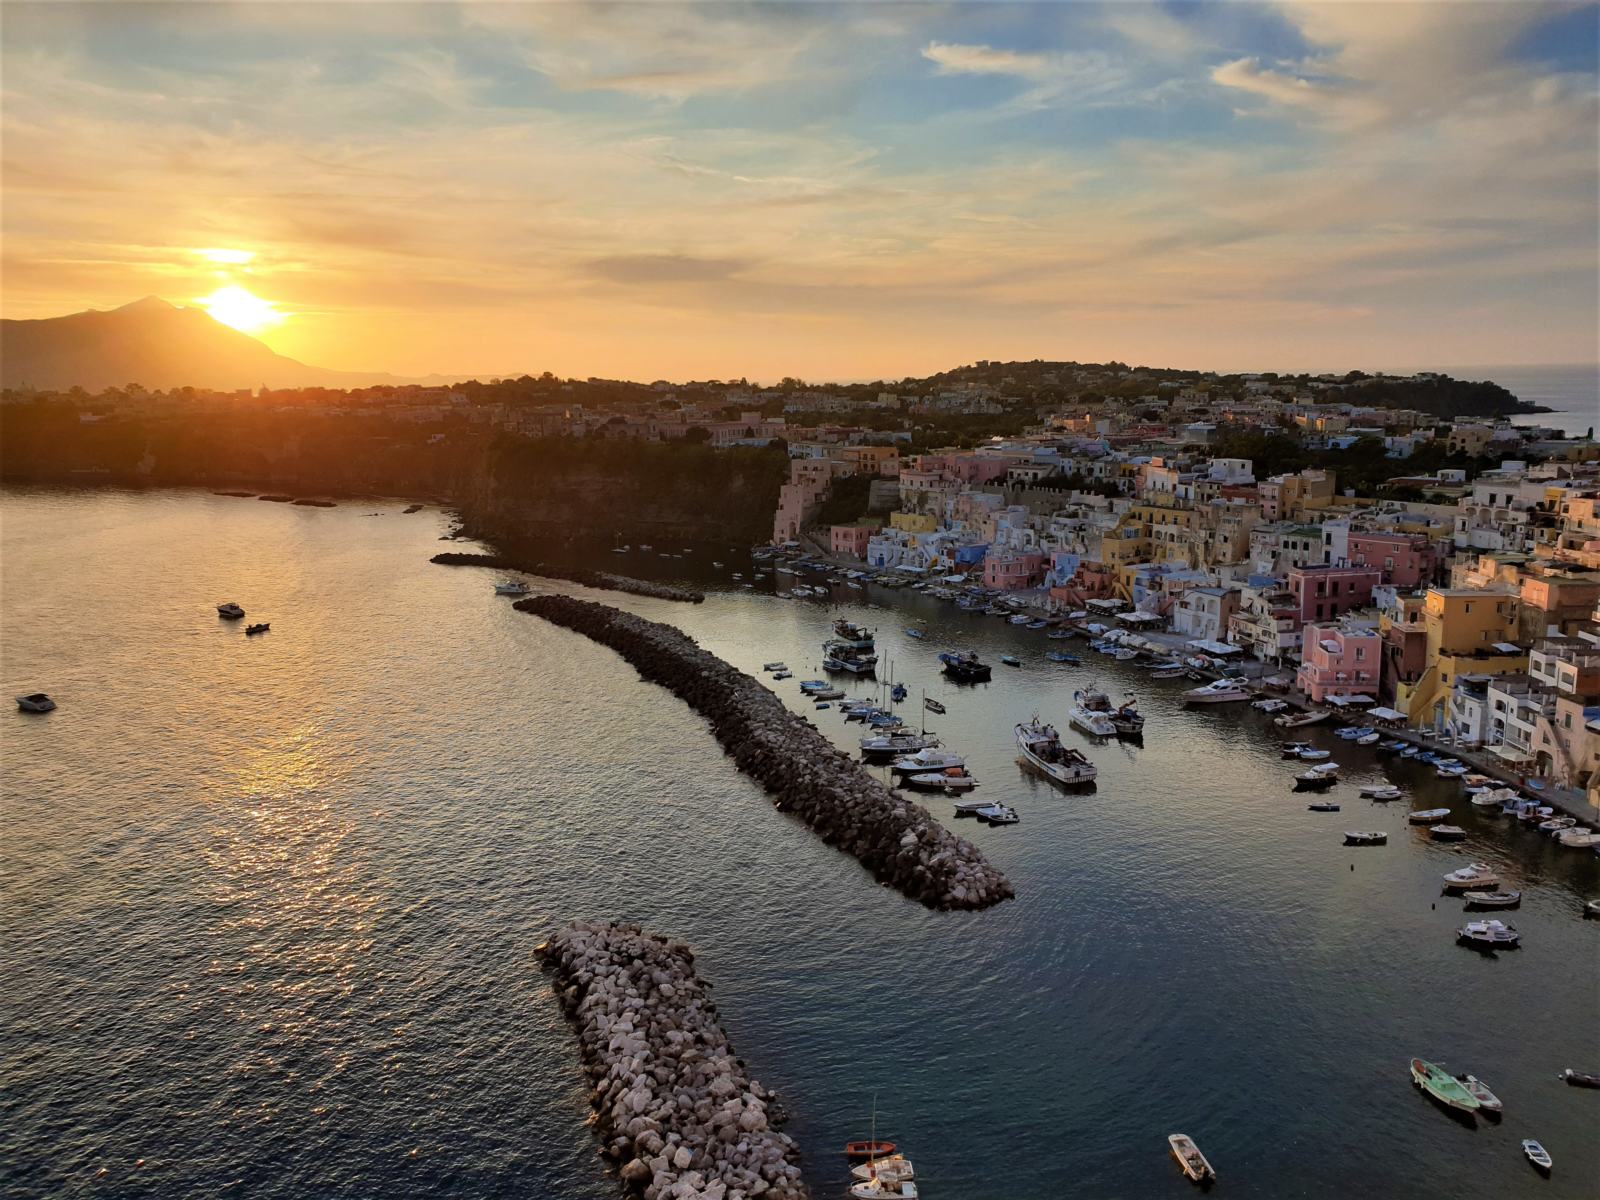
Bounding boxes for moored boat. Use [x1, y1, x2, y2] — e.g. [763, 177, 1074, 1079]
[939, 650, 992, 683]
[1442, 863, 1497, 891]
[923, 697, 946, 715]
[1429, 824, 1467, 841]
[15, 692, 56, 713]
[890, 748, 965, 775]
[1456, 918, 1519, 949]
[1281, 741, 1311, 758]
[1407, 807, 1452, 824]
[492, 579, 529, 595]
[1307, 800, 1341, 811]
[850, 1154, 915, 1184]
[244, 622, 270, 635]
[1344, 830, 1388, 845]
[1182, 677, 1250, 704]
[1360, 784, 1402, 800]
[1294, 763, 1340, 789]
[999, 654, 1021, 667]
[1461, 890, 1521, 909]
[1558, 828, 1600, 849]
[844, 1140, 897, 1161]
[1410, 1058, 1481, 1114]
[1167, 1133, 1215, 1184]
[1274, 709, 1329, 728]
[217, 602, 245, 619]
[1015, 718, 1098, 786]
[1522, 1139, 1552, 1174]
[1455, 1074, 1502, 1116]
[1069, 688, 1118, 738]
[973, 802, 1019, 824]
[1561, 1068, 1600, 1087]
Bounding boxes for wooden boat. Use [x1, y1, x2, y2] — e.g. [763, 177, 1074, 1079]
[923, 698, 946, 714]
[1167, 1133, 1215, 1183]
[1461, 890, 1521, 910]
[1344, 831, 1388, 845]
[1429, 824, 1467, 841]
[245, 622, 270, 635]
[845, 1140, 897, 1161]
[1411, 1058, 1481, 1114]
[1294, 763, 1339, 789]
[1407, 807, 1452, 824]
[1522, 1139, 1552, 1174]
[1561, 1068, 1600, 1088]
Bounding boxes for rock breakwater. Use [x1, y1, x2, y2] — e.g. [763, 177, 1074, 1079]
[515, 594, 1013, 910]
[538, 921, 808, 1200]
[430, 552, 704, 603]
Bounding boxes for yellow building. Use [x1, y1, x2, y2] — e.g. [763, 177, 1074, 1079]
[1397, 586, 1525, 727]
[889, 511, 937, 534]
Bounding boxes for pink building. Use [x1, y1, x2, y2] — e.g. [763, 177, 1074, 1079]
[983, 551, 1046, 591]
[831, 523, 877, 558]
[1297, 623, 1381, 703]
[1287, 564, 1382, 625]
[1347, 531, 1437, 589]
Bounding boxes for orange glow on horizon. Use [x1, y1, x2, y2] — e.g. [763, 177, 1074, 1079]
[197, 286, 284, 335]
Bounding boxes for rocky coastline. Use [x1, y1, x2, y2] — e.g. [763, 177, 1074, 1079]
[515, 594, 1014, 910]
[430, 551, 705, 603]
[538, 921, 809, 1200]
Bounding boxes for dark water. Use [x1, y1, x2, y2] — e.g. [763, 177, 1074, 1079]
[4, 489, 1597, 1199]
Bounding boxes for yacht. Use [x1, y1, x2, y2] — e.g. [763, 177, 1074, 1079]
[217, 602, 245, 619]
[1182, 677, 1250, 704]
[1068, 689, 1118, 738]
[15, 693, 56, 713]
[938, 650, 992, 683]
[493, 580, 529, 595]
[1014, 718, 1098, 786]
[890, 748, 966, 775]
[1442, 863, 1497, 890]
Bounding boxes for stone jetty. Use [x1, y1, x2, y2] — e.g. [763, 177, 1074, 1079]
[538, 921, 809, 1200]
[430, 552, 704, 603]
[516, 594, 1014, 910]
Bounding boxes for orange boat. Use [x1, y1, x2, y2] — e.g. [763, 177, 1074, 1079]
[844, 1140, 896, 1161]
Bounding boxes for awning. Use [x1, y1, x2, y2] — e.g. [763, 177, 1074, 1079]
[1187, 639, 1241, 656]
[1489, 742, 1532, 762]
[1368, 706, 1405, 721]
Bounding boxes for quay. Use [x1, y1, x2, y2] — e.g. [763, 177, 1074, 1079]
[431, 551, 705, 602]
[538, 921, 809, 1199]
[516, 594, 1014, 910]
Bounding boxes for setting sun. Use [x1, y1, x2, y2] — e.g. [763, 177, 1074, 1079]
[197, 286, 282, 334]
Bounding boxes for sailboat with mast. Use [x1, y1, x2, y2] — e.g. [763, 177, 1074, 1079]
[847, 1097, 916, 1198]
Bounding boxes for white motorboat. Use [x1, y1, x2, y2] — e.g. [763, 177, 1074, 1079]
[1457, 919, 1519, 949]
[492, 579, 529, 595]
[890, 748, 966, 775]
[15, 692, 56, 713]
[1069, 688, 1118, 738]
[907, 768, 978, 793]
[1015, 718, 1098, 786]
[850, 1155, 915, 1184]
[1407, 807, 1452, 824]
[953, 796, 994, 814]
[217, 602, 245, 619]
[1456, 1073, 1503, 1115]
[1274, 709, 1329, 728]
[861, 733, 939, 755]
[1281, 741, 1311, 758]
[1253, 697, 1289, 712]
[1182, 677, 1250, 704]
[1344, 830, 1388, 845]
[1355, 731, 1381, 745]
[974, 803, 1019, 824]
[1442, 863, 1497, 890]
[1359, 784, 1402, 800]
[850, 1177, 918, 1199]
[1294, 763, 1340, 788]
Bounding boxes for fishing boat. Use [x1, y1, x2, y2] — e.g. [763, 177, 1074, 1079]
[938, 650, 992, 683]
[15, 692, 56, 713]
[1294, 763, 1340, 789]
[492, 579, 529, 595]
[799, 680, 831, 694]
[1307, 800, 1341, 812]
[1457, 918, 1519, 949]
[1297, 748, 1332, 760]
[1015, 718, 1098, 786]
[1522, 1140, 1552, 1174]
[763, 661, 787, 672]
[1411, 1059, 1481, 1114]
[772, 671, 792, 680]
[1069, 689, 1118, 738]
[1407, 807, 1452, 824]
[923, 697, 946, 715]
[245, 622, 270, 635]
[1182, 677, 1250, 704]
[1442, 863, 1497, 890]
[1167, 1134, 1215, 1184]
[1429, 824, 1467, 841]
[1359, 784, 1402, 800]
[1561, 1068, 1600, 1088]
[845, 1140, 897, 1161]
[999, 654, 1022, 667]
[1461, 890, 1521, 909]
[1355, 731, 1381, 745]
[1274, 709, 1330, 729]
[216, 602, 245, 619]
[952, 796, 994, 814]
[1344, 831, 1388, 845]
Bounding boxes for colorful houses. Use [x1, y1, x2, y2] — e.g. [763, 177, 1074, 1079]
[1297, 621, 1382, 703]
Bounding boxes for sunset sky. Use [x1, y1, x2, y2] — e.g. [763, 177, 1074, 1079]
[3, 1, 1597, 382]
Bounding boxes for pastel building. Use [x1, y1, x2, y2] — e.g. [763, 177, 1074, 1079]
[1346, 530, 1438, 589]
[831, 522, 879, 558]
[1287, 564, 1382, 625]
[1297, 622, 1382, 703]
[983, 550, 1046, 591]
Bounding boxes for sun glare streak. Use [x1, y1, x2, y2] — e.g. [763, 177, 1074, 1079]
[197, 247, 255, 265]
[198, 286, 284, 334]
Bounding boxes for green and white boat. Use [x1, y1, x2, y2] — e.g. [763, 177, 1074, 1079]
[1410, 1058, 1480, 1113]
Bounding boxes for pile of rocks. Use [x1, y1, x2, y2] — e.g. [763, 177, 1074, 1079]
[516, 595, 1013, 910]
[538, 921, 809, 1200]
[429, 552, 704, 603]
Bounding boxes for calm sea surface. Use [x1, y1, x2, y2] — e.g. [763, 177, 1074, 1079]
[1446, 363, 1599, 439]
[4, 489, 1598, 1199]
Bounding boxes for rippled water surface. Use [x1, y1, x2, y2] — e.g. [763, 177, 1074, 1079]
[4, 489, 1598, 1199]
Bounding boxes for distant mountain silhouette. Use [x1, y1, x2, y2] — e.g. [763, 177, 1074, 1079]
[0, 297, 450, 391]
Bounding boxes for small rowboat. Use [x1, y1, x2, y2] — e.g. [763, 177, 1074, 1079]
[845, 1140, 897, 1161]
[1522, 1139, 1552, 1174]
[1455, 1073, 1502, 1116]
[1168, 1133, 1215, 1183]
[1345, 831, 1388, 845]
[1462, 890, 1521, 909]
[1561, 1068, 1600, 1088]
